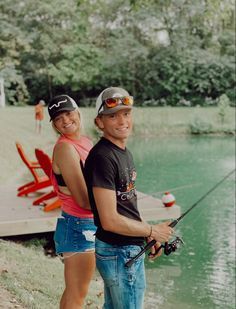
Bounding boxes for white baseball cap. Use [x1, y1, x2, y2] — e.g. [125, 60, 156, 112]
[96, 87, 133, 115]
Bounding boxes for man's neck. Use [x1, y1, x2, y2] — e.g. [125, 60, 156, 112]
[103, 135, 127, 150]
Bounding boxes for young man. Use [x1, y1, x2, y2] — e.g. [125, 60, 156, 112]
[84, 87, 174, 309]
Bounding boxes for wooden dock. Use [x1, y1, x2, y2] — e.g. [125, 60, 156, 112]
[0, 185, 180, 237]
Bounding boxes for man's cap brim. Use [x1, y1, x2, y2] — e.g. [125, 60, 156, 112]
[98, 105, 132, 115]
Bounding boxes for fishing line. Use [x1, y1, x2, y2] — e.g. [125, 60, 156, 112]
[137, 182, 201, 200]
[126, 168, 235, 267]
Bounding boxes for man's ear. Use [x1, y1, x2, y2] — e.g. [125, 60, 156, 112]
[95, 116, 104, 130]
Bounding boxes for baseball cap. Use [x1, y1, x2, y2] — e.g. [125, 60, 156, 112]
[48, 95, 78, 121]
[96, 87, 133, 115]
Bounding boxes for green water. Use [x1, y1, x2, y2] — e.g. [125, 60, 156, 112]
[128, 136, 235, 309]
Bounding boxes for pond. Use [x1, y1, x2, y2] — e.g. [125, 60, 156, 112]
[128, 136, 235, 309]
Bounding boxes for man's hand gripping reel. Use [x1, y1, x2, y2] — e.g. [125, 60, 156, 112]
[125, 220, 183, 268]
[148, 236, 184, 258]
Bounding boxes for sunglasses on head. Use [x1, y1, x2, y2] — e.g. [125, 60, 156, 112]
[98, 96, 134, 113]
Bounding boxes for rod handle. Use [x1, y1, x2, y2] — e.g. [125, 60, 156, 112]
[125, 239, 156, 268]
[125, 220, 176, 267]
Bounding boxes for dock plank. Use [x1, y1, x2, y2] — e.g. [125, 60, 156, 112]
[0, 186, 180, 237]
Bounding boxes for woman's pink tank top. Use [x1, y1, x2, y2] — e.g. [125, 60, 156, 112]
[51, 135, 93, 218]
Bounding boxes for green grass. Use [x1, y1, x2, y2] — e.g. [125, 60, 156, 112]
[132, 106, 235, 136]
[0, 239, 104, 309]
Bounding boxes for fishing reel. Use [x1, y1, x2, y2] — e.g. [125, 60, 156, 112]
[126, 236, 184, 267]
[148, 236, 184, 258]
[163, 236, 184, 255]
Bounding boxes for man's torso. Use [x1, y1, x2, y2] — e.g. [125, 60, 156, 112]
[84, 137, 144, 246]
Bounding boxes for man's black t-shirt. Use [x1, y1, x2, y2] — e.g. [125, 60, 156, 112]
[84, 137, 144, 246]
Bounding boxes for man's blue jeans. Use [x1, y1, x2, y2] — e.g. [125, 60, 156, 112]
[95, 238, 146, 309]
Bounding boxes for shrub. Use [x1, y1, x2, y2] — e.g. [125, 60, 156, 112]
[217, 94, 231, 125]
[189, 117, 213, 134]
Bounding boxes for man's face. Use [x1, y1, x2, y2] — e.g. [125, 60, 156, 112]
[96, 108, 133, 146]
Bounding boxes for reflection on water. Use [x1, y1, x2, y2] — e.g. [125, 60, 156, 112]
[128, 136, 235, 309]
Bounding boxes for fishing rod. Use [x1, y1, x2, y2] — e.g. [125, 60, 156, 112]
[125, 168, 235, 268]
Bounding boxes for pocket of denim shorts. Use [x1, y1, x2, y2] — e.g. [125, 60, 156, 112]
[70, 219, 96, 242]
[82, 221, 96, 241]
[54, 218, 67, 246]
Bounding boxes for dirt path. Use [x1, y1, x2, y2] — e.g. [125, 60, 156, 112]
[0, 284, 25, 309]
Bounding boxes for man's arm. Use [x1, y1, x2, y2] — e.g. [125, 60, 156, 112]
[93, 187, 173, 243]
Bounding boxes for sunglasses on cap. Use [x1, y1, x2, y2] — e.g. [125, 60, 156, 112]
[98, 96, 134, 114]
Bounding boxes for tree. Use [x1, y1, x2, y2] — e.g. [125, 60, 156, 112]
[0, 0, 234, 105]
[0, 0, 30, 104]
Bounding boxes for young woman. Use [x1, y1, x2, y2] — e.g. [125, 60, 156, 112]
[48, 94, 96, 309]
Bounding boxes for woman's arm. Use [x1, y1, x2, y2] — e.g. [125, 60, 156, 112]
[53, 142, 91, 209]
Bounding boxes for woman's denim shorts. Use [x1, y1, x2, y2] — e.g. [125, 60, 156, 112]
[54, 211, 96, 254]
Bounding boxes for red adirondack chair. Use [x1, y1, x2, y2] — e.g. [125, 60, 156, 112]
[16, 142, 51, 197]
[34, 148, 61, 212]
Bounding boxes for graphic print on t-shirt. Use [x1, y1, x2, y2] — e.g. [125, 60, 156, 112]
[117, 168, 137, 201]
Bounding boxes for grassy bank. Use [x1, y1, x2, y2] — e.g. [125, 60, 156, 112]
[0, 239, 104, 309]
[0, 106, 235, 185]
[133, 106, 235, 136]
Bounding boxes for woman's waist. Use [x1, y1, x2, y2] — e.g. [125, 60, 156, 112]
[61, 210, 94, 221]
[52, 180, 93, 217]
[61, 200, 93, 218]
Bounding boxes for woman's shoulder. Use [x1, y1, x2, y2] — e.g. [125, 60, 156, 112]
[56, 135, 93, 145]
[53, 140, 74, 155]
[79, 135, 93, 147]
[54, 135, 93, 160]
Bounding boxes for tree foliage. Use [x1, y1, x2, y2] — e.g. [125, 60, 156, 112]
[0, 0, 235, 106]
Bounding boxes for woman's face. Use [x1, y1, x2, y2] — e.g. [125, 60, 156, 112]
[53, 110, 81, 136]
